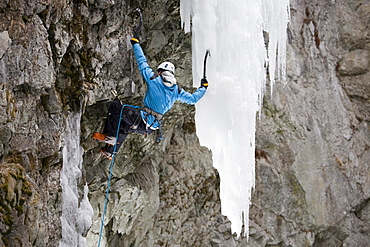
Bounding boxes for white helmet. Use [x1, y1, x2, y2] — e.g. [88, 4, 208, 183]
[157, 62, 175, 74]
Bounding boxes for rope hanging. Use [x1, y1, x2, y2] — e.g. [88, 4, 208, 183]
[97, 104, 125, 247]
[96, 102, 161, 246]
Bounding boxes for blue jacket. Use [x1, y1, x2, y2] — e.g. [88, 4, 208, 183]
[133, 43, 206, 129]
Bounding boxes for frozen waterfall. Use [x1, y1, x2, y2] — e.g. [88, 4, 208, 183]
[180, 0, 290, 237]
[59, 113, 94, 247]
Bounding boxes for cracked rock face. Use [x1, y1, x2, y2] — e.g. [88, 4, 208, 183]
[1, 0, 235, 246]
[1, 0, 370, 246]
[246, 0, 370, 246]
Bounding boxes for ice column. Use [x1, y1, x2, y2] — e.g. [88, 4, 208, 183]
[60, 113, 94, 247]
[180, 0, 289, 237]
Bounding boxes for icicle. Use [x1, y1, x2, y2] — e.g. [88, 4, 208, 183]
[180, 0, 289, 238]
[59, 113, 94, 247]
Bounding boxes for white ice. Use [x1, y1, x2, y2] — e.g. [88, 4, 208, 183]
[180, 0, 289, 237]
[59, 113, 94, 247]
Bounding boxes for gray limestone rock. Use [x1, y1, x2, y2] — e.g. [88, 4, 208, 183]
[338, 49, 369, 76]
[0, 31, 11, 58]
[1, 0, 370, 246]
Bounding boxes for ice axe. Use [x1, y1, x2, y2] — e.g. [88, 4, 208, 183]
[203, 49, 211, 79]
[132, 8, 143, 39]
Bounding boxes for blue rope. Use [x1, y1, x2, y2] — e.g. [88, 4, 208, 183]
[96, 103, 147, 246]
[97, 104, 126, 247]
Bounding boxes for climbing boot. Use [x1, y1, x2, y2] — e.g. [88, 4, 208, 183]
[100, 148, 113, 160]
[93, 133, 117, 145]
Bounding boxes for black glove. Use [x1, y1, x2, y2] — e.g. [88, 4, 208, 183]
[200, 78, 208, 89]
[130, 36, 139, 45]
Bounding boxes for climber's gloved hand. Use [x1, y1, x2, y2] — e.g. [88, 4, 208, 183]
[130, 36, 139, 45]
[200, 78, 208, 89]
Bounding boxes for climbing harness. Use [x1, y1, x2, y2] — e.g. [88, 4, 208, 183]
[142, 106, 163, 121]
[142, 108, 163, 141]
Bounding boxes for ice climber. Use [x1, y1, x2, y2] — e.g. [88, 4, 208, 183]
[93, 36, 208, 159]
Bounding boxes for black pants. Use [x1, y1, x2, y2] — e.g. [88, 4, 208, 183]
[103, 99, 153, 154]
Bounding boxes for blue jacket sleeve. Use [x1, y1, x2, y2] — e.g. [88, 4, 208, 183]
[177, 87, 207, 105]
[132, 43, 154, 83]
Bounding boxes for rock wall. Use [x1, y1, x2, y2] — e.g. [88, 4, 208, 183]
[0, 0, 369, 246]
[247, 0, 370, 246]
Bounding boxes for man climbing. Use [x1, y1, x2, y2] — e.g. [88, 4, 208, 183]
[93, 36, 208, 159]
